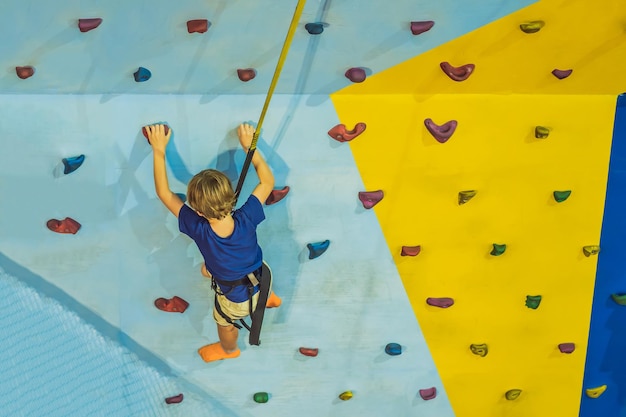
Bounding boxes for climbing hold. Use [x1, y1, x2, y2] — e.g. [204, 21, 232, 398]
[440, 62, 475, 81]
[305, 22, 324, 35]
[358, 190, 384, 209]
[583, 245, 600, 257]
[553, 190, 571, 203]
[519, 20, 545, 33]
[419, 387, 437, 400]
[142, 125, 170, 144]
[525, 295, 542, 309]
[558, 343, 575, 354]
[385, 343, 402, 356]
[458, 190, 477, 205]
[46, 218, 81, 234]
[154, 296, 189, 313]
[78, 18, 102, 32]
[327, 123, 367, 142]
[165, 394, 183, 404]
[490, 244, 506, 256]
[338, 391, 353, 401]
[62, 155, 85, 175]
[424, 118, 457, 143]
[610, 293, 626, 305]
[585, 385, 607, 398]
[307, 240, 330, 260]
[253, 392, 269, 403]
[187, 19, 210, 33]
[266, 186, 290, 205]
[401, 245, 421, 256]
[134, 67, 151, 82]
[426, 298, 454, 308]
[15, 66, 35, 79]
[470, 343, 488, 357]
[410, 21, 434, 35]
[534, 126, 551, 138]
[552, 69, 573, 80]
[505, 389, 522, 400]
[299, 347, 319, 357]
[237, 68, 257, 82]
[345, 67, 366, 83]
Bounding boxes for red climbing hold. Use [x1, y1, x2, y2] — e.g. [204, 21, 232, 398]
[440, 62, 474, 81]
[327, 123, 366, 142]
[266, 186, 290, 205]
[552, 69, 573, 79]
[299, 347, 319, 357]
[142, 125, 170, 144]
[237, 68, 257, 82]
[78, 18, 102, 32]
[424, 118, 457, 143]
[401, 245, 421, 256]
[419, 387, 437, 400]
[410, 21, 434, 35]
[16, 66, 35, 80]
[46, 218, 81, 234]
[187, 19, 210, 34]
[154, 296, 189, 313]
[345, 67, 366, 83]
[358, 190, 384, 209]
[165, 394, 184, 404]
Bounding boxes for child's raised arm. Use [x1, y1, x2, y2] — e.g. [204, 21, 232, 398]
[237, 123, 275, 204]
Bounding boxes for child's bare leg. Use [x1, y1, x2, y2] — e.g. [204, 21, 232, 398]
[217, 323, 239, 352]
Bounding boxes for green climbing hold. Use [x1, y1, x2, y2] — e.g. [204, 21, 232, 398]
[470, 343, 488, 357]
[505, 389, 522, 400]
[520, 20, 545, 33]
[253, 392, 269, 403]
[534, 126, 550, 139]
[583, 245, 600, 257]
[458, 190, 477, 205]
[525, 295, 542, 309]
[490, 244, 506, 256]
[611, 293, 626, 306]
[553, 190, 571, 203]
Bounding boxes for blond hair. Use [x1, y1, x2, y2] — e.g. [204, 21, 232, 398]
[187, 169, 236, 219]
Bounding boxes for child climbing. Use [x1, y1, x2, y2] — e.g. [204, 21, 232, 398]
[145, 122, 281, 362]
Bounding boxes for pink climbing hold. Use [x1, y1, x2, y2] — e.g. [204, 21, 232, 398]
[552, 69, 573, 79]
[327, 123, 366, 142]
[299, 347, 319, 357]
[424, 118, 457, 143]
[440, 62, 475, 81]
[187, 19, 209, 34]
[46, 218, 81, 234]
[401, 245, 421, 256]
[142, 125, 170, 144]
[410, 21, 434, 35]
[419, 387, 437, 400]
[358, 190, 384, 209]
[165, 394, 184, 404]
[345, 67, 366, 83]
[237, 68, 257, 82]
[426, 298, 454, 308]
[266, 186, 290, 205]
[558, 343, 575, 354]
[16, 66, 35, 80]
[78, 18, 102, 32]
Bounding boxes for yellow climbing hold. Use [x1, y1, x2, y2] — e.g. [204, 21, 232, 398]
[520, 20, 545, 34]
[339, 391, 353, 401]
[505, 389, 522, 400]
[534, 126, 550, 139]
[585, 385, 607, 398]
[583, 245, 600, 257]
[458, 190, 477, 205]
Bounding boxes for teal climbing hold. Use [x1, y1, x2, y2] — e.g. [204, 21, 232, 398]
[525, 295, 542, 309]
[62, 155, 85, 175]
[385, 343, 402, 356]
[490, 244, 506, 256]
[307, 240, 330, 259]
[134, 67, 151, 82]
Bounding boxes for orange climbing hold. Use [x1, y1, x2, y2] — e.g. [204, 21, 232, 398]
[237, 68, 257, 82]
[401, 245, 421, 256]
[46, 217, 81, 234]
[187, 19, 210, 33]
[198, 342, 240, 362]
[16, 66, 34, 80]
[154, 296, 189, 313]
[327, 123, 366, 142]
[299, 347, 319, 357]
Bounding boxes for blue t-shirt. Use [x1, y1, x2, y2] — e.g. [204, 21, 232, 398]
[179, 194, 265, 302]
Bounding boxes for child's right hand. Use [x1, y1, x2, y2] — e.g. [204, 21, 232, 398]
[237, 123, 255, 151]
[144, 124, 172, 154]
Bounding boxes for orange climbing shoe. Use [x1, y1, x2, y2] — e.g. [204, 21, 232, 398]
[266, 292, 282, 308]
[197, 343, 240, 363]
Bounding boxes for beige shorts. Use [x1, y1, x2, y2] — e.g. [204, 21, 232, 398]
[213, 291, 259, 327]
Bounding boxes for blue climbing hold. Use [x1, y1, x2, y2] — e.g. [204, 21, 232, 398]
[62, 155, 85, 175]
[385, 343, 402, 356]
[134, 67, 151, 82]
[307, 240, 330, 259]
[305, 22, 324, 35]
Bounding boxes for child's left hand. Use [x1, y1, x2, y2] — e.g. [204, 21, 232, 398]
[145, 124, 172, 154]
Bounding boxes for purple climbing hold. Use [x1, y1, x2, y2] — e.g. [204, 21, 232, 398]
[266, 186, 289, 205]
[558, 343, 575, 354]
[16, 66, 35, 80]
[419, 387, 437, 400]
[327, 123, 366, 142]
[78, 18, 102, 32]
[440, 62, 475, 81]
[424, 118, 457, 143]
[410, 21, 434, 35]
[552, 69, 573, 79]
[165, 394, 183, 404]
[401, 245, 421, 256]
[62, 155, 85, 175]
[187, 19, 210, 33]
[426, 298, 454, 308]
[358, 190, 384, 209]
[134, 67, 151, 82]
[237, 68, 256, 82]
[305, 22, 325, 35]
[345, 67, 366, 83]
